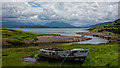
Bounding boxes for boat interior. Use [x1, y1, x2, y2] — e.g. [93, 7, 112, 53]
[44, 48, 70, 51]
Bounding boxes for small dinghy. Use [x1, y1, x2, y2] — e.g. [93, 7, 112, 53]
[39, 48, 90, 61]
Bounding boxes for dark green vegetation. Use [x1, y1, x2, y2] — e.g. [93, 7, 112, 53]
[2, 28, 59, 45]
[2, 42, 118, 66]
[90, 19, 120, 34]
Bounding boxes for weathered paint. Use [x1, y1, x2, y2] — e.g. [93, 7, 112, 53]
[39, 48, 90, 61]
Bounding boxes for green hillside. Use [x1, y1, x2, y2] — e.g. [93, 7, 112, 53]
[90, 19, 120, 34]
[2, 28, 59, 45]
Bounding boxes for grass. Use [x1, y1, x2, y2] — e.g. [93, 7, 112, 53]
[90, 19, 120, 34]
[2, 41, 119, 67]
[2, 28, 59, 45]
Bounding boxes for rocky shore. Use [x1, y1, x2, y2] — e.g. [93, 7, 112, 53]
[2, 28, 92, 46]
[24, 36, 91, 44]
[76, 32, 119, 40]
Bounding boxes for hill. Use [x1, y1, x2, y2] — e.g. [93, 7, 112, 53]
[75, 22, 112, 28]
[2, 21, 34, 27]
[9, 25, 49, 28]
[89, 22, 112, 27]
[90, 19, 120, 34]
[2, 21, 76, 28]
[44, 21, 75, 28]
[2, 21, 48, 28]
[2, 28, 59, 45]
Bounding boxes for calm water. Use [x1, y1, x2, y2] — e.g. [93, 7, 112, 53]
[11, 28, 109, 44]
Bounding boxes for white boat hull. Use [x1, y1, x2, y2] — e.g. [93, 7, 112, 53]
[39, 48, 90, 61]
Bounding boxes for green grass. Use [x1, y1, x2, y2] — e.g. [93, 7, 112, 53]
[90, 19, 120, 34]
[2, 28, 59, 45]
[2, 42, 119, 66]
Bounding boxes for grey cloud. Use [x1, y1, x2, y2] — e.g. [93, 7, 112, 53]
[2, 2, 118, 26]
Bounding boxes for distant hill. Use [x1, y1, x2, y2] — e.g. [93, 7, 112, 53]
[10, 25, 49, 28]
[2, 21, 33, 27]
[89, 22, 112, 27]
[44, 21, 75, 28]
[2, 21, 48, 28]
[90, 19, 120, 34]
[76, 22, 112, 28]
[2, 21, 76, 28]
[2, 21, 34, 28]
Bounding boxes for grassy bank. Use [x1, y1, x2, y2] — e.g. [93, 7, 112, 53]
[2, 28, 59, 45]
[2, 41, 119, 67]
[90, 19, 120, 34]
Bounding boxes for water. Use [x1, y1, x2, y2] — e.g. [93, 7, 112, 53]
[2, 55, 8, 57]
[24, 57, 36, 61]
[11, 28, 109, 44]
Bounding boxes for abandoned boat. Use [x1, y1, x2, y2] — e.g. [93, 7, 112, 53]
[39, 48, 90, 61]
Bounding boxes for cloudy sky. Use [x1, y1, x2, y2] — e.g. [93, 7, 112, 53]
[2, 2, 118, 26]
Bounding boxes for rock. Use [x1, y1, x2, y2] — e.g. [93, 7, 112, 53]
[76, 32, 119, 40]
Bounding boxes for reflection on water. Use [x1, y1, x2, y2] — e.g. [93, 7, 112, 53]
[2, 55, 8, 57]
[74, 36, 109, 44]
[24, 57, 36, 61]
[11, 28, 109, 44]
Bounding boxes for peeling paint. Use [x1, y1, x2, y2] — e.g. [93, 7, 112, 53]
[39, 48, 90, 61]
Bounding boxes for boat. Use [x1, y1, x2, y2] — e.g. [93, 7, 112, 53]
[39, 48, 90, 61]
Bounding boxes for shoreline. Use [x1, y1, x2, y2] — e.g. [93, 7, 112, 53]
[76, 31, 119, 40]
[24, 36, 91, 44]
[2, 28, 92, 46]
[2, 35, 92, 46]
[2, 35, 91, 46]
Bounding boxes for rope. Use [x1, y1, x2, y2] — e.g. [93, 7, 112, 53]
[59, 48, 90, 66]
[59, 51, 70, 67]
[90, 48, 92, 66]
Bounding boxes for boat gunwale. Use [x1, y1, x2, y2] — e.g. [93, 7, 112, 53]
[40, 48, 90, 52]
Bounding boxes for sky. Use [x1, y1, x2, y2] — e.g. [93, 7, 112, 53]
[2, 2, 118, 26]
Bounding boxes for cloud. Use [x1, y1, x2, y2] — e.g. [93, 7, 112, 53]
[2, 2, 118, 26]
